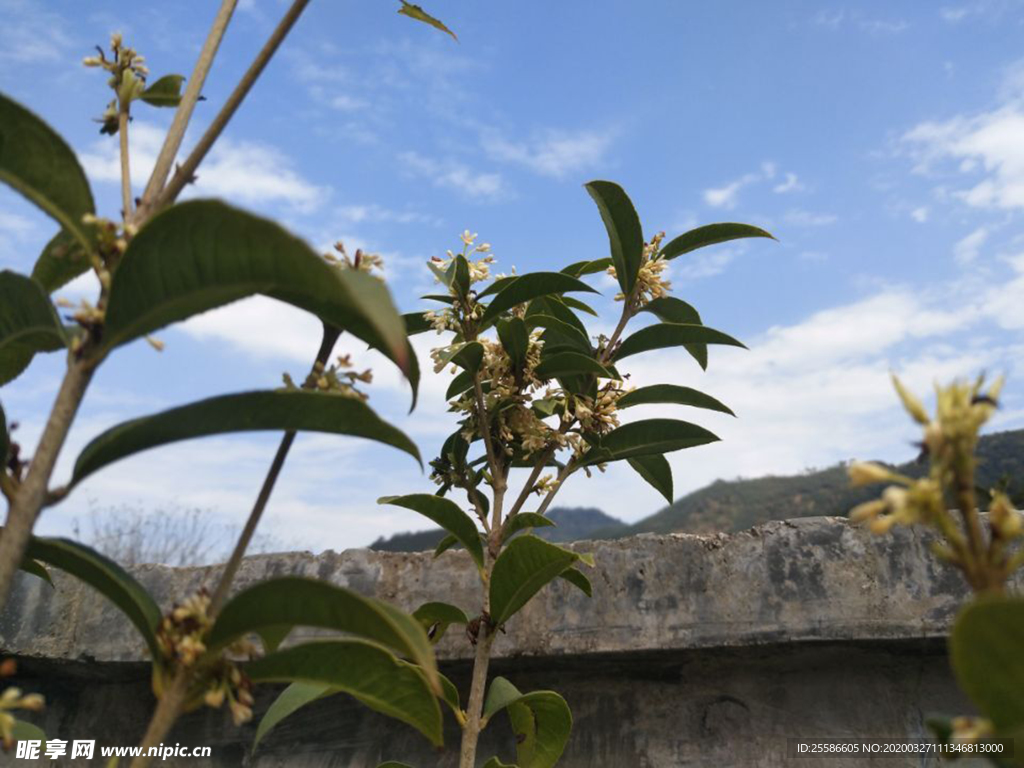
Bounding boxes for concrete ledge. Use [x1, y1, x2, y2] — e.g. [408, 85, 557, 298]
[2, 516, 997, 767]
[1, 516, 977, 661]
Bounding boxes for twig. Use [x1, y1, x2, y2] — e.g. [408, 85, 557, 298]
[209, 324, 338, 612]
[136, 0, 239, 218]
[0, 361, 94, 611]
[154, 0, 312, 212]
[118, 107, 132, 220]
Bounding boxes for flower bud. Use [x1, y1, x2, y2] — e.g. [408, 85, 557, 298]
[18, 694, 44, 712]
[892, 375, 931, 425]
[847, 462, 892, 486]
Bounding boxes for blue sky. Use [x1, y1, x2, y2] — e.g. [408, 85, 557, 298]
[2, 0, 1024, 552]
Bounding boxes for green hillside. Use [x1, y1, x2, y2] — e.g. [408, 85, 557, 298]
[369, 506, 626, 552]
[611, 427, 1024, 537]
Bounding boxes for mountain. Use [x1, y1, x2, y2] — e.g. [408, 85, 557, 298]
[369, 506, 626, 552]
[367, 429, 1024, 550]
[604, 427, 1024, 538]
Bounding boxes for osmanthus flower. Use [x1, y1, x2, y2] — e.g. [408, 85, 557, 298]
[608, 231, 671, 306]
[0, 661, 44, 751]
[154, 590, 257, 726]
[848, 374, 1020, 590]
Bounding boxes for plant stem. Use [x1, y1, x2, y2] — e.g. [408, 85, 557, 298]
[209, 325, 338, 613]
[459, 625, 496, 768]
[535, 460, 576, 517]
[129, 673, 190, 768]
[0, 360, 94, 612]
[136, 0, 239, 218]
[130, 327, 337, 767]
[154, 0, 312, 212]
[119, 107, 132, 220]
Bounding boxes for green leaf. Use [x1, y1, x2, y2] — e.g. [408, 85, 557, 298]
[437, 671, 462, 718]
[627, 455, 673, 504]
[209, 577, 438, 692]
[0, 92, 95, 250]
[379, 494, 484, 569]
[560, 296, 598, 317]
[483, 677, 572, 768]
[477, 275, 518, 299]
[71, 390, 420, 487]
[12, 719, 47, 746]
[560, 258, 611, 278]
[497, 318, 530, 371]
[614, 323, 745, 363]
[527, 315, 590, 355]
[504, 512, 556, 540]
[26, 535, 161, 658]
[508, 691, 572, 768]
[0, 399, 6, 463]
[618, 384, 734, 416]
[397, 0, 458, 41]
[951, 597, 1024, 731]
[256, 625, 291, 654]
[534, 351, 614, 381]
[559, 567, 592, 597]
[139, 74, 185, 107]
[247, 640, 443, 746]
[434, 533, 460, 557]
[484, 675, 524, 719]
[102, 201, 410, 374]
[0, 271, 66, 386]
[480, 273, 598, 324]
[19, 557, 53, 586]
[32, 229, 91, 293]
[584, 180, 644, 296]
[453, 255, 471, 297]
[659, 222, 775, 261]
[445, 369, 475, 401]
[490, 536, 579, 626]
[451, 341, 484, 374]
[254, 681, 333, 750]
[583, 419, 719, 465]
[639, 296, 707, 368]
[414, 601, 469, 643]
[403, 311, 434, 336]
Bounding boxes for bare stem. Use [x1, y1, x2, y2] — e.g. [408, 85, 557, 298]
[136, 0, 239, 218]
[128, 672, 190, 768]
[118, 108, 132, 219]
[209, 325, 338, 612]
[473, 377, 502, 493]
[0, 360, 94, 611]
[154, 0, 312, 212]
[459, 626, 496, 768]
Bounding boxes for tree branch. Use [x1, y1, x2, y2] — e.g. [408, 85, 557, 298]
[136, 0, 239, 218]
[154, 0, 312, 212]
[118, 107, 132, 220]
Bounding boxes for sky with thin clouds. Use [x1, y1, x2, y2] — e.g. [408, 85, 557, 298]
[2, 0, 1024, 553]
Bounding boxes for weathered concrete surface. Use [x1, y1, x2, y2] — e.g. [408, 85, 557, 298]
[1, 517, 1000, 766]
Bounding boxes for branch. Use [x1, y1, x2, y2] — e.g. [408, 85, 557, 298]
[136, 0, 239, 218]
[154, 0, 312, 212]
[209, 323, 338, 614]
[118, 108, 132, 220]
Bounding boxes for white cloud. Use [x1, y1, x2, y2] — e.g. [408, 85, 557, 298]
[813, 8, 908, 34]
[783, 209, 838, 227]
[333, 204, 439, 226]
[482, 129, 614, 179]
[0, 0, 74, 63]
[399, 151, 506, 200]
[78, 123, 327, 212]
[703, 162, 788, 209]
[672, 249, 736, 282]
[954, 226, 989, 265]
[902, 76, 1024, 212]
[703, 172, 760, 209]
[911, 206, 930, 222]
[773, 173, 804, 194]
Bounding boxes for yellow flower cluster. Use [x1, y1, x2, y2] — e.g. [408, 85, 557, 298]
[0, 661, 44, 752]
[609, 232, 671, 306]
[325, 241, 385, 279]
[281, 355, 372, 401]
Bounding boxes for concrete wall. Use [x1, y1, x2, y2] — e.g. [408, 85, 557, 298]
[0, 517, 997, 767]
